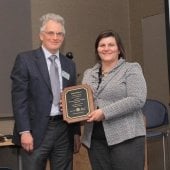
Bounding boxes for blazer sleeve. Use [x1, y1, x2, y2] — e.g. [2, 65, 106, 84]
[11, 54, 31, 133]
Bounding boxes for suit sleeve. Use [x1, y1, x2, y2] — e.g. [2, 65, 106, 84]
[11, 54, 31, 133]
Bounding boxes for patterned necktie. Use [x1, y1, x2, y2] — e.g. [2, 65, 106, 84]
[49, 55, 60, 106]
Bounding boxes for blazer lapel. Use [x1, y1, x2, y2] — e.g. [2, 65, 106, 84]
[34, 48, 51, 91]
[96, 59, 125, 95]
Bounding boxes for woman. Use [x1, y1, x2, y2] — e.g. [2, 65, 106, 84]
[82, 30, 147, 170]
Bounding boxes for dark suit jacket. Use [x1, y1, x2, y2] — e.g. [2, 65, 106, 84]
[11, 47, 80, 148]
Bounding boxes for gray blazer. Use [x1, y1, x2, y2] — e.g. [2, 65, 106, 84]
[82, 59, 147, 148]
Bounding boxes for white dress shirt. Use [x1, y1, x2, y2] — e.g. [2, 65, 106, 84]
[42, 45, 63, 116]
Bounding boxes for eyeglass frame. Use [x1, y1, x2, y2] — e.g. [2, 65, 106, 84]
[43, 31, 65, 37]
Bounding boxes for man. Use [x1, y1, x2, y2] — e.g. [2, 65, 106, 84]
[11, 13, 81, 170]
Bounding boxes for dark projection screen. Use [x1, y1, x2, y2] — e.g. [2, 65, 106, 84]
[0, 0, 32, 117]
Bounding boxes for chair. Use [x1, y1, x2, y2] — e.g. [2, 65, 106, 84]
[142, 99, 169, 170]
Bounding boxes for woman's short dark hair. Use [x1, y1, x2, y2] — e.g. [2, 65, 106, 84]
[95, 30, 126, 60]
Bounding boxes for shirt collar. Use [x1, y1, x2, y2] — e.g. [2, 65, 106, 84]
[41, 45, 60, 60]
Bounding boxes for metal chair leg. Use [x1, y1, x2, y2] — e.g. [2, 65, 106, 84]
[163, 135, 166, 170]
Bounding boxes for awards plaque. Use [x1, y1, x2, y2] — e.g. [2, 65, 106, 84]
[62, 84, 94, 123]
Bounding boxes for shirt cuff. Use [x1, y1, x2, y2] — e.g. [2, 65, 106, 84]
[19, 131, 30, 135]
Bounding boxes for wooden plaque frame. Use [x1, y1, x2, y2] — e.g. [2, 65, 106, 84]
[62, 84, 94, 123]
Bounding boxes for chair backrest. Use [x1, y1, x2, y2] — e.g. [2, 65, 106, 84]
[142, 99, 169, 129]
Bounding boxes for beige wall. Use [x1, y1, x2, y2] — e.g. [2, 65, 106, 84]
[129, 0, 165, 63]
[129, 0, 169, 106]
[142, 13, 169, 105]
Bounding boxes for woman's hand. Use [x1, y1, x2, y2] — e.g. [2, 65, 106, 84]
[87, 109, 105, 122]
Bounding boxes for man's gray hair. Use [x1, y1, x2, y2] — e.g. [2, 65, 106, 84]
[40, 13, 65, 34]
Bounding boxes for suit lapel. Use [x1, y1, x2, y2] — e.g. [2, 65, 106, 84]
[34, 48, 51, 91]
[59, 53, 67, 88]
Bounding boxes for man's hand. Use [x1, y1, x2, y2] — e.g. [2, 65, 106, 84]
[74, 134, 81, 153]
[21, 132, 34, 152]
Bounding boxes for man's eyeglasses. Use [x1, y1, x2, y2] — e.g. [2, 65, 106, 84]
[43, 31, 65, 37]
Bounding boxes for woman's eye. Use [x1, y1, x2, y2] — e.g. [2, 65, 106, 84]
[108, 43, 115, 47]
[99, 44, 105, 47]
